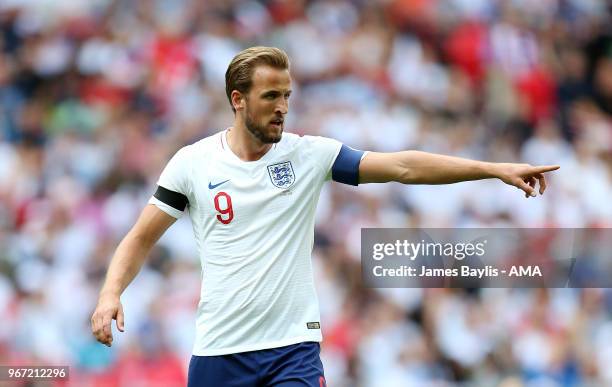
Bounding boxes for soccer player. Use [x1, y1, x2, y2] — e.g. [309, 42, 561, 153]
[91, 46, 559, 386]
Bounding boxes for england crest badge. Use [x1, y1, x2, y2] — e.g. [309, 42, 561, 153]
[267, 161, 295, 189]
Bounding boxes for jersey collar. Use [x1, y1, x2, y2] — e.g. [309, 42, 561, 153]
[220, 128, 278, 164]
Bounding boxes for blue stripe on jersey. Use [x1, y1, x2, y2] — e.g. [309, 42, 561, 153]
[331, 144, 364, 186]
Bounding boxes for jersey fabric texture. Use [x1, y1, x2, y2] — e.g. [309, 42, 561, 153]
[148, 129, 363, 356]
[187, 342, 326, 387]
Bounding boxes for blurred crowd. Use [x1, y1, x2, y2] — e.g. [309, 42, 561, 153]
[0, 0, 611, 386]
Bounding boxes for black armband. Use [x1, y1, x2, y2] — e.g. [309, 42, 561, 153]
[153, 185, 189, 211]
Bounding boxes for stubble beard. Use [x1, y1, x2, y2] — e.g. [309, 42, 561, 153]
[244, 106, 282, 144]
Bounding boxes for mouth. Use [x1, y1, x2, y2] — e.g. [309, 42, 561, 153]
[269, 118, 284, 130]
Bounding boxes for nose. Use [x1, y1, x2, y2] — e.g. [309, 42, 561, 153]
[275, 99, 288, 115]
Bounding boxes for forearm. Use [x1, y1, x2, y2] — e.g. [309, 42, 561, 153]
[360, 150, 502, 184]
[99, 232, 155, 298]
[98, 205, 175, 298]
[396, 151, 499, 184]
[92, 203, 176, 346]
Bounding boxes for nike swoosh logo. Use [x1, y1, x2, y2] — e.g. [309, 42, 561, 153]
[208, 179, 230, 189]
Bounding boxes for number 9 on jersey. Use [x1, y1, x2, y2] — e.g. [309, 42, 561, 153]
[214, 192, 234, 224]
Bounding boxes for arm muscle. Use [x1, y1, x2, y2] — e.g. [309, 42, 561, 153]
[359, 151, 497, 185]
[99, 205, 176, 297]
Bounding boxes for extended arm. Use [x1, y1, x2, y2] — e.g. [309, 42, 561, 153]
[91, 204, 176, 346]
[359, 151, 559, 197]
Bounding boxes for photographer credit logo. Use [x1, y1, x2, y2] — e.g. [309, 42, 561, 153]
[360, 228, 585, 288]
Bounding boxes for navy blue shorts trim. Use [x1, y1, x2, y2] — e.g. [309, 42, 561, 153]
[187, 342, 326, 387]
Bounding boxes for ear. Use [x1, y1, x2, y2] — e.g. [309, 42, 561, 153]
[231, 90, 245, 111]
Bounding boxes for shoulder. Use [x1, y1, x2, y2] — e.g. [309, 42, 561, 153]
[177, 131, 225, 161]
[278, 132, 301, 148]
[279, 132, 341, 151]
[301, 135, 341, 147]
[299, 135, 342, 157]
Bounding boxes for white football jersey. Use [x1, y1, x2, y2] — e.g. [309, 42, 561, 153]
[148, 129, 345, 356]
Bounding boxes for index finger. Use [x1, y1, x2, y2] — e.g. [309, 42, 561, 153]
[530, 165, 560, 174]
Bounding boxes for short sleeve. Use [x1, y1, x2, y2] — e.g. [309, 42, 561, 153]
[148, 147, 192, 219]
[303, 136, 343, 181]
[303, 136, 366, 185]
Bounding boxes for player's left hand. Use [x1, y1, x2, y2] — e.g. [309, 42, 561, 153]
[494, 163, 560, 198]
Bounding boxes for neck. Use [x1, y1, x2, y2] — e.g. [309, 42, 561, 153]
[227, 118, 272, 162]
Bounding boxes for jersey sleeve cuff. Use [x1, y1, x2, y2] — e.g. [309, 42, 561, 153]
[148, 196, 184, 219]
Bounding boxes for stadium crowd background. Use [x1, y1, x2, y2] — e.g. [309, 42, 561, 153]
[0, 0, 611, 386]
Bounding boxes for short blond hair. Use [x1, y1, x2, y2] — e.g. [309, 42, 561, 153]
[225, 46, 290, 112]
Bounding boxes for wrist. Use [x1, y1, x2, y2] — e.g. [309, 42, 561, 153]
[485, 163, 504, 180]
[99, 288, 121, 300]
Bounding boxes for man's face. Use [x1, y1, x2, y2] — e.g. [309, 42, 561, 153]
[239, 66, 292, 144]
